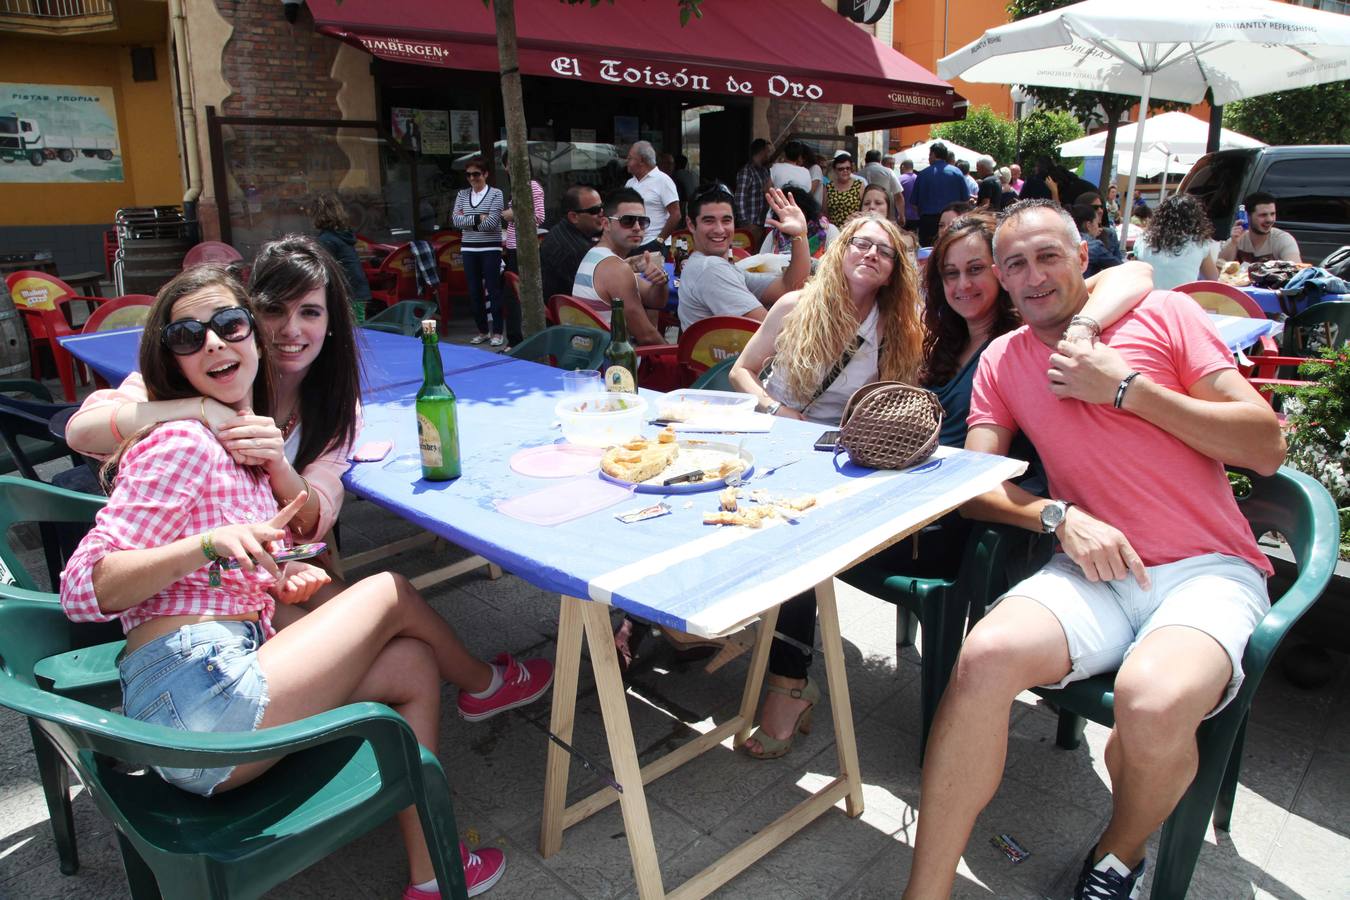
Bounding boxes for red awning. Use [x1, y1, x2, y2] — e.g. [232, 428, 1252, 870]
[306, 0, 964, 130]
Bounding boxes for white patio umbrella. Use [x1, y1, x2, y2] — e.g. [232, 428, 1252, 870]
[893, 139, 983, 172]
[1058, 112, 1266, 185]
[937, 0, 1350, 244]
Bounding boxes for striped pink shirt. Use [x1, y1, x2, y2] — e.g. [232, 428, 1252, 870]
[60, 421, 282, 637]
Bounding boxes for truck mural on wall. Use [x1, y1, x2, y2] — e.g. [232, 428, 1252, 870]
[0, 114, 120, 165]
[0, 83, 123, 183]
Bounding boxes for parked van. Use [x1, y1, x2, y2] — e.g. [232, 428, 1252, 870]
[1178, 145, 1350, 264]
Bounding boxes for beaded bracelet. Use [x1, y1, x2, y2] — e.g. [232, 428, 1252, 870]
[200, 532, 224, 587]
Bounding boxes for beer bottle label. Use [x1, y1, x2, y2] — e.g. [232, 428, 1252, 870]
[418, 413, 443, 467]
[605, 365, 635, 393]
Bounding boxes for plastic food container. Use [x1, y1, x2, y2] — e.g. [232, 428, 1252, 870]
[657, 389, 757, 418]
[555, 393, 648, 447]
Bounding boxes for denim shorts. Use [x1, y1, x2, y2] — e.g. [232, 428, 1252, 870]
[1000, 553, 1269, 717]
[119, 620, 270, 796]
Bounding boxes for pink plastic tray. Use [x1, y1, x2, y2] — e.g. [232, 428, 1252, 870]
[494, 477, 634, 526]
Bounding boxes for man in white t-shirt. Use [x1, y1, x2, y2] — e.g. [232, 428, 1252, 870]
[625, 140, 680, 256]
[678, 184, 810, 331]
[1216, 191, 1302, 263]
[769, 140, 816, 195]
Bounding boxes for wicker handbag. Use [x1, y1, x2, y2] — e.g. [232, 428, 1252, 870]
[834, 381, 943, 469]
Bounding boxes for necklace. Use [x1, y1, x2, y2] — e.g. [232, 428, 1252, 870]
[280, 410, 299, 439]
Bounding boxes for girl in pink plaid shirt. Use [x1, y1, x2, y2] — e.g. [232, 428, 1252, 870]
[60, 265, 543, 899]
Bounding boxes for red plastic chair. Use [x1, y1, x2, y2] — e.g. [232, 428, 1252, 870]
[551, 294, 610, 331]
[4, 271, 103, 401]
[182, 241, 243, 268]
[676, 315, 761, 387]
[433, 233, 467, 321]
[355, 234, 398, 282]
[1174, 281, 1267, 319]
[366, 244, 423, 310]
[731, 229, 756, 253]
[81, 295, 154, 334]
[78, 296, 155, 387]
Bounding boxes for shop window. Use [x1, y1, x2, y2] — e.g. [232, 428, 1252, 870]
[208, 112, 420, 258]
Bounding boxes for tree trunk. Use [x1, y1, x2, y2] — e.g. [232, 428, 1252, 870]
[493, 0, 546, 337]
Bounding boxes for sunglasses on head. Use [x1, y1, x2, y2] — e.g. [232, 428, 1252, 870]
[161, 306, 255, 356]
[608, 214, 651, 230]
[693, 182, 734, 202]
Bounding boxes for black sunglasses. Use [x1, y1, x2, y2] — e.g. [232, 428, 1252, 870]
[573, 204, 604, 215]
[608, 214, 651, 229]
[465, 170, 485, 177]
[161, 306, 255, 356]
[693, 182, 733, 201]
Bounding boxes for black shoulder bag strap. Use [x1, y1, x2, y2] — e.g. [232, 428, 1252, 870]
[801, 334, 866, 414]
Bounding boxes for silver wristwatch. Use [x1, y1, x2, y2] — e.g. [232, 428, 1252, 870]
[758, 398, 782, 416]
[1040, 500, 1073, 534]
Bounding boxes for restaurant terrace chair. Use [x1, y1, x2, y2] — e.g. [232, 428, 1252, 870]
[676, 315, 759, 387]
[5, 270, 103, 401]
[1174, 280, 1267, 318]
[507, 325, 610, 370]
[367, 243, 423, 310]
[363, 299, 439, 336]
[839, 523, 1051, 765]
[688, 355, 738, 392]
[548, 295, 680, 389]
[81, 295, 154, 333]
[0, 379, 69, 478]
[433, 232, 467, 320]
[0, 475, 121, 875]
[1033, 467, 1339, 899]
[182, 241, 244, 268]
[0, 588, 471, 900]
[1279, 299, 1350, 357]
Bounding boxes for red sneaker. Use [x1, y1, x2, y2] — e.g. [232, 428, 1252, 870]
[401, 841, 506, 899]
[457, 653, 554, 722]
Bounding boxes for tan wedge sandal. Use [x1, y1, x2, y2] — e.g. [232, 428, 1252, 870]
[743, 678, 820, 760]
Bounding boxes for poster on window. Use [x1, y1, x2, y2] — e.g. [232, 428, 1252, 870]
[0, 83, 122, 183]
[451, 110, 479, 153]
[419, 110, 450, 156]
[391, 107, 424, 154]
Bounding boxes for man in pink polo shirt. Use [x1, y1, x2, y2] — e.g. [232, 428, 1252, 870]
[904, 200, 1286, 900]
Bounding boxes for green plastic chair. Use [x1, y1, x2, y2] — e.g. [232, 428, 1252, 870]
[1033, 467, 1340, 898]
[839, 523, 1050, 765]
[1280, 300, 1350, 357]
[507, 325, 610, 370]
[0, 588, 470, 900]
[0, 378, 76, 477]
[362, 299, 439, 336]
[688, 355, 738, 391]
[0, 475, 123, 873]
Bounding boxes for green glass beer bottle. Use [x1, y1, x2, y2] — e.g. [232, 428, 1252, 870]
[604, 298, 639, 393]
[416, 319, 461, 480]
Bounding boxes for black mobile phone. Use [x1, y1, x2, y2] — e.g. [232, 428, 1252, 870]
[813, 430, 841, 452]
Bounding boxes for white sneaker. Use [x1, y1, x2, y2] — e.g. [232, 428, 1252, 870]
[489, 335, 505, 347]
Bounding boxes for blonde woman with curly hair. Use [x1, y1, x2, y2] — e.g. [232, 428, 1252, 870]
[729, 214, 922, 757]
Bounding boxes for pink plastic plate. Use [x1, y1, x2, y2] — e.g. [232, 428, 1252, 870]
[494, 477, 634, 526]
[509, 443, 605, 478]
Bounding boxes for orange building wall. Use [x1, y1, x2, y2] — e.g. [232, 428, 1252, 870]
[890, 0, 1014, 149]
[0, 37, 182, 226]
